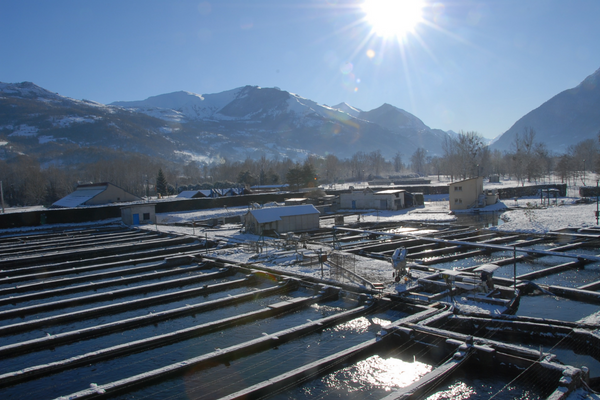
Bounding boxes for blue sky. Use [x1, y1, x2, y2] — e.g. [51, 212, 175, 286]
[1, 0, 599, 140]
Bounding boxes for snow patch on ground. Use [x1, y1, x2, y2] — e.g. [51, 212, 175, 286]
[8, 124, 38, 137]
[490, 199, 597, 234]
[38, 135, 56, 144]
[172, 150, 214, 164]
[578, 310, 600, 326]
[333, 206, 456, 225]
[136, 107, 187, 122]
[449, 296, 509, 315]
[156, 205, 251, 225]
[51, 115, 102, 127]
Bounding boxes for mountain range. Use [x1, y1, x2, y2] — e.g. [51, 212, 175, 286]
[111, 85, 454, 161]
[2, 66, 600, 167]
[0, 82, 449, 166]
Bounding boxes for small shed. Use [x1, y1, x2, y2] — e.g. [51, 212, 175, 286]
[541, 188, 559, 206]
[121, 204, 156, 225]
[245, 205, 320, 234]
[489, 175, 500, 183]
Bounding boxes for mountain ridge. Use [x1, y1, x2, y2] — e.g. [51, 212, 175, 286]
[490, 67, 600, 152]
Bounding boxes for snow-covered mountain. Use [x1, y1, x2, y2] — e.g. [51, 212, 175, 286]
[111, 88, 242, 122]
[490, 67, 600, 153]
[0, 82, 453, 165]
[111, 85, 453, 159]
[331, 102, 362, 118]
[114, 86, 339, 122]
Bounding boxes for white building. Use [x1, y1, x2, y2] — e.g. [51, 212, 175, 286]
[449, 177, 498, 211]
[245, 205, 320, 234]
[339, 188, 406, 210]
[121, 204, 156, 225]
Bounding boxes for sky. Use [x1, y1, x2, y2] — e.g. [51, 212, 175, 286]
[1, 0, 600, 140]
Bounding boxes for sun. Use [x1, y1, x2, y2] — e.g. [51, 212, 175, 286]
[362, 0, 425, 39]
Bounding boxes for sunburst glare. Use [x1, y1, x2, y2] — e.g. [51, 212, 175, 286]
[362, 0, 425, 39]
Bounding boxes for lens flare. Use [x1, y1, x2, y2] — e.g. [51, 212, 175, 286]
[340, 61, 353, 74]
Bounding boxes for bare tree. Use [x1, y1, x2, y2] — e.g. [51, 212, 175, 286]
[440, 132, 484, 180]
[556, 153, 571, 184]
[350, 152, 367, 180]
[511, 127, 542, 185]
[323, 154, 340, 183]
[441, 136, 458, 181]
[368, 150, 385, 177]
[410, 148, 427, 176]
[455, 131, 484, 179]
[393, 152, 403, 173]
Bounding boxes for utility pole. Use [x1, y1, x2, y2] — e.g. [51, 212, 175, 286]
[592, 179, 600, 225]
[319, 248, 324, 278]
[0, 181, 4, 213]
[513, 245, 517, 292]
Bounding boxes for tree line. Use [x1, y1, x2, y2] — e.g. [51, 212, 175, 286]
[1, 128, 598, 207]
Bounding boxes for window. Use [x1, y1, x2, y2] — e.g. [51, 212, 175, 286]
[143, 213, 150, 220]
[453, 186, 462, 191]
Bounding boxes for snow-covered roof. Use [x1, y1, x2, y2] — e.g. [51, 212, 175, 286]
[198, 190, 213, 197]
[250, 184, 289, 189]
[249, 204, 319, 224]
[473, 264, 500, 273]
[449, 177, 482, 186]
[52, 188, 106, 208]
[176, 190, 214, 198]
[177, 190, 198, 199]
[375, 189, 406, 195]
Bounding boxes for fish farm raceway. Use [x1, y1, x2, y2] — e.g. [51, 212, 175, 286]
[0, 220, 600, 399]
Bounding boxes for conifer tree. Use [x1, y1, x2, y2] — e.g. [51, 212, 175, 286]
[156, 168, 168, 196]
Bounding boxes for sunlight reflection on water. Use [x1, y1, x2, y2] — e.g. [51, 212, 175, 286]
[425, 381, 475, 400]
[424, 380, 543, 400]
[302, 355, 432, 397]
